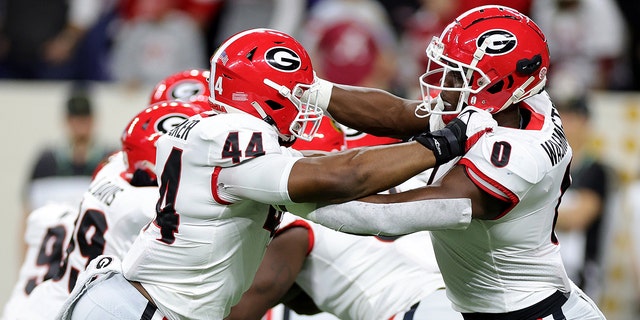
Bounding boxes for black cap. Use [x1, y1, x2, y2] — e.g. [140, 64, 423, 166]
[66, 94, 93, 117]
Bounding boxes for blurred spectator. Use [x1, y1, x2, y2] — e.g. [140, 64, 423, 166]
[23, 85, 115, 216]
[398, 0, 460, 99]
[212, 0, 307, 49]
[302, 0, 401, 148]
[303, 0, 399, 92]
[626, 175, 640, 316]
[531, 0, 626, 92]
[614, 0, 640, 90]
[20, 84, 114, 260]
[600, 161, 640, 319]
[72, 0, 120, 81]
[315, 21, 392, 90]
[0, 0, 113, 80]
[555, 95, 614, 301]
[119, 0, 223, 31]
[376, 0, 421, 37]
[118, 0, 224, 65]
[110, 0, 207, 90]
[458, 0, 532, 16]
[177, 0, 224, 63]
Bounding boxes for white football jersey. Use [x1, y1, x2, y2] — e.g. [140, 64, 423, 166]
[431, 92, 573, 313]
[281, 213, 445, 320]
[1, 203, 77, 320]
[122, 112, 305, 320]
[20, 151, 159, 319]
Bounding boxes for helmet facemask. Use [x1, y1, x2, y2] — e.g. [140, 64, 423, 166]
[262, 78, 324, 142]
[417, 36, 492, 119]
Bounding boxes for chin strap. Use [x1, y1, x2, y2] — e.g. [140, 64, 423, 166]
[250, 101, 272, 123]
[250, 101, 295, 145]
[263, 78, 291, 98]
[499, 75, 537, 111]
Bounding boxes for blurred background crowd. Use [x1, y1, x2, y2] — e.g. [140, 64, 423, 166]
[1, 0, 640, 319]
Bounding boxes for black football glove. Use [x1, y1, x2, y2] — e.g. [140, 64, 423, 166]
[413, 107, 496, 165]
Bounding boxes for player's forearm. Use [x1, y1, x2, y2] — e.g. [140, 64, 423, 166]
[289, 142, 437, 203]
[289, 108, 494, 204]
[327, 84, 428, 138]
[306, 198, 472, 235]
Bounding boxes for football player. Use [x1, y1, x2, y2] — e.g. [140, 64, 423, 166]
[61, 28, 496, 320]
[299, 5, 606, 319]
[1, 66, 214, 320]
[1, 203, 77, 320]
[228, 122, 461, 320]
[16, 101, 208, 320]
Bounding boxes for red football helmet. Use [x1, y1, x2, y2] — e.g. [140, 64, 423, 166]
[292, 116, 346, 152]
[209, 28, 324, 145]
[120, 100, 209, 184]
[418, 5, 550, 117]
[149, 69, 211, 105]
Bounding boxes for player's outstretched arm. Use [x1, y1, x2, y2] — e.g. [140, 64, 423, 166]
[305, 163, 511, 236]
[315, 79, 429, 139]
[216, 107, 495, 220]
[288, 106, 497, 204]
[288, 108, 501, 235]
[288, 141, 436, 204]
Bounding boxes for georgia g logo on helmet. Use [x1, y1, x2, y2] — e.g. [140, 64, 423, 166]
[169, 81, 206, 101]
[156, 114, 190, 134]
[477, 29, 517, 55]
[265, 47, 301, 72]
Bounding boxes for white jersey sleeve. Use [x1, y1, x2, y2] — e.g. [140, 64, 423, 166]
[215, 149, 302, 205]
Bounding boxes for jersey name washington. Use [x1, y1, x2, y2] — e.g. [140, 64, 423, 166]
[540, 108, 568, 166]
[168, 119, 199, 140]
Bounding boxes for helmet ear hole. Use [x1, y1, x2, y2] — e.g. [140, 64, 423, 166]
[487, 80, 504, 94]
[265, 100, 285, 111]
[506, 75, 514, 89]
